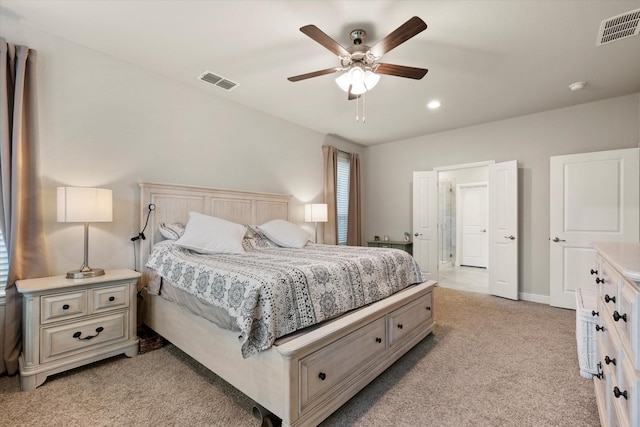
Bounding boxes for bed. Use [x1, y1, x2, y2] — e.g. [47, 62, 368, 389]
[138, 182, 436, 427]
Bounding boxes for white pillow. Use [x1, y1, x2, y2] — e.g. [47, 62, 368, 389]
[158, 222, 185, 240]
[175, 212, 246, 254]
[258, 219, 309, 248]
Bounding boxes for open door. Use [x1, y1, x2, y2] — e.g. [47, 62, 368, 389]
[412, 171, 438, 282]
[488, 160, 518, 300]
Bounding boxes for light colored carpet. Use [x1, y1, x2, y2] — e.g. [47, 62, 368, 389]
[0, 286, 599, 426]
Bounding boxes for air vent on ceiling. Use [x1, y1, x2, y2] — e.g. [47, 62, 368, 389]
[198, 71, 239, 91]
[597, 8, 640, 45]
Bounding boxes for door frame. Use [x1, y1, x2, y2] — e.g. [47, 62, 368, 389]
[427, 159, 518, 300]
[435, 161, 494, 272]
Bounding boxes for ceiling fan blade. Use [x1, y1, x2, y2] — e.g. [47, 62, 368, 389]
[287, 67, 341, 82]
[369, 16, 427, 58]
[300, 25, 350, 57]
[375, 63, 428, 80]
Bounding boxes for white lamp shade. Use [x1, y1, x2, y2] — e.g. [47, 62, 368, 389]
[57, 187, 113, 223]
[304, 203, 328, 223]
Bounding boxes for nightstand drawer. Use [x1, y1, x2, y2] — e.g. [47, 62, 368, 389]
[40, 312, 128, 363]
[41, 291, 87, 324]
[91, 285, 129, 313]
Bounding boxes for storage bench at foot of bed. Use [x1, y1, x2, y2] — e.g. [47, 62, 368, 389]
[144, 279, 436, 427]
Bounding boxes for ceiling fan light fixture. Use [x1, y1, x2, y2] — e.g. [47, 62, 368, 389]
[335, 67, 380, 94]
[364, 70, 380, 90]
[335, 72, 350, 92]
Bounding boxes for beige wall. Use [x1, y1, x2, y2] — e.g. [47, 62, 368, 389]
[4, 16, 639, 301]
[363, 93, 640, 300]
[2, 18, 363, 276]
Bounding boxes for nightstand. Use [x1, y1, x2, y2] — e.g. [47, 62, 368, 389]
[367, 240, 413, 255]
[16, 269, 141, 391]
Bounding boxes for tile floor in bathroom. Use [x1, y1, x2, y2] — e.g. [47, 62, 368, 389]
[437, 265, 489, 294]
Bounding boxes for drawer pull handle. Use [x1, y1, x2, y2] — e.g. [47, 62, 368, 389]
[62, 304, 70, 310]
[604, 355, 616, 366]
[612, 311, 627, 322]
[108, 296, 115, 302]
[604, 294, 615, 304]
[590, 269, 598, 275]
[613, 387, 628, 400]
[595, 325, 605, 332]
[595, 278, 604, 284]
[596, 362, 603, 378]
[426, 306, 431, 311]
[73, 327, 104, 341]
[375, 337, 382, 344]
[397, 324, 403, 330]
[318, 372, 326, 381]
[591, 310, 599, 317]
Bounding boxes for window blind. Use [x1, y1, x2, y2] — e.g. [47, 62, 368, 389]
[0, 229, 8, 288]
[336, 152, 350, 245]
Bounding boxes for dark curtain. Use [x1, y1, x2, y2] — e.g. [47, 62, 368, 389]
[322, 145, 338, 245]
[346, 152, 361, 246]
[0, 37, 49, 375]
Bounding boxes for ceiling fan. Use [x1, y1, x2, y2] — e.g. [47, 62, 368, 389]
[287, 16, 428, 100]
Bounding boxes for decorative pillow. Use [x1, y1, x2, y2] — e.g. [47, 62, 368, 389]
[258, 219, 309, 248]
[159, 222, 185, 240]
[175, 212, 246, 254]
[242, 225, 277, 250]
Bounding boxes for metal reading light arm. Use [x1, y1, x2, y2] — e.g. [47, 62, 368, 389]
[131, 204, 155, 241]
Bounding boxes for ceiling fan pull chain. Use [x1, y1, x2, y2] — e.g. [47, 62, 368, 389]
[362, 92, 366, 123]
[356, 95, 359, 122]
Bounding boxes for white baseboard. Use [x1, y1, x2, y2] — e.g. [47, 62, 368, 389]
[519, 292, 550, 305]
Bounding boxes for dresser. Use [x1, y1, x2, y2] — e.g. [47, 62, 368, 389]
[16, 269, 141, 391]
[592, 242, 639, 427]
[367, 240, 413, 255]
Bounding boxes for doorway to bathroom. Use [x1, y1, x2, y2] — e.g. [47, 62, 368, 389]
[436, 164, 489, 294]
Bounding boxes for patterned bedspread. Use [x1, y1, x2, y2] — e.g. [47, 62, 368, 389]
[145, 226, 424, 358]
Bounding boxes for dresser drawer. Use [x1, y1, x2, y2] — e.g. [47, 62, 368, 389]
[600, 260, 622, 308]
[388, 291, 433, 347]
[40, 311, 129, 363]
[41, 291, 87, 324]
[618, 279, 639, 371]
[91, 285, 129, 313]
[299, 317, 387, 412]
[611, 357, 637, 427]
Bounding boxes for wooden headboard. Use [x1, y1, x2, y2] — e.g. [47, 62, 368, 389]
[138, 182, 291, 270]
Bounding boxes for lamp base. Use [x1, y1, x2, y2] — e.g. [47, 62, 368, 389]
[66, 268, 105, 279]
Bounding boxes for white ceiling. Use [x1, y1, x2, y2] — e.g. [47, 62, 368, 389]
[2, 1, 640, 146]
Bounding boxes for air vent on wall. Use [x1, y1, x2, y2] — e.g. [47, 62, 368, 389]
[198, 71, 239, 91]
[597, 8, 640, 45]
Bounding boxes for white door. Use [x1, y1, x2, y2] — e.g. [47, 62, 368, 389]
[458, 183, 488, 268]
[488, 160, 518, 300]
[550, 148, 639, 309]
[412, 171, 438, 281]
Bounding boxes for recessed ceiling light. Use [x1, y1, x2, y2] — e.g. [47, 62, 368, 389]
[569, 81, 586, 91]
[427, 100, 442, 109]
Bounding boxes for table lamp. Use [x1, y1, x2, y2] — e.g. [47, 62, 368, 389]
[304, 203, 328, 243]
[57, 187, 112, 279]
